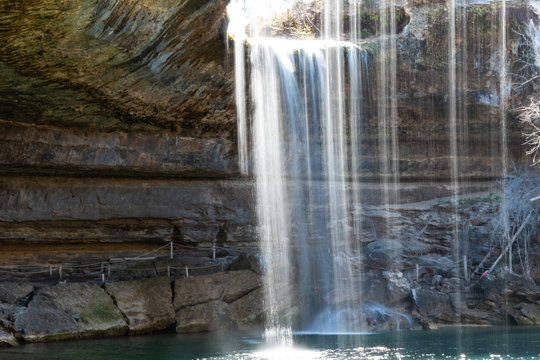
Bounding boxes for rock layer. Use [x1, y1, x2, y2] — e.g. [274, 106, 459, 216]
[0, 120, 238, 178]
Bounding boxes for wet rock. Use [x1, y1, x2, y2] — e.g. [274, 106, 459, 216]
[0, 283, 33, 305]
[460, 308, 491, 324]
[176, 301, 231, 333]
[14, 283, 127, 341]
[365, 302, 412, 331]
[173, 270, 261, 310]
[417, 254, 455, 276]
[441, 277, 461, 294]
[105, 277, 175, 334]
[363, 276, 387, 304]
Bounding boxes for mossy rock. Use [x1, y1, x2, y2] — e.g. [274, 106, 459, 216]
[14, 282, 127, 342]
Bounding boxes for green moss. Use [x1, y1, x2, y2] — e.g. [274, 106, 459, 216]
[88, 304, 122, 323]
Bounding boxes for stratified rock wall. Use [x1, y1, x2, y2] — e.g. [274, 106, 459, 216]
[0, 0, 242, 255]
[0, 177, 256, 249]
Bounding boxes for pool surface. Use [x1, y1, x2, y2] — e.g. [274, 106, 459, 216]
[1, 326, 539, 359]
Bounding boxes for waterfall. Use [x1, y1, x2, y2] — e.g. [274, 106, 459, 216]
[229, 0, 519, 347]
[499, 0, 511, 272]
[229, 0, 399, 344]
[248, 38, 367, 343]
[530, 1, 540, 71]
[448, 0, 461, 318]
[234, 38, 248, 175]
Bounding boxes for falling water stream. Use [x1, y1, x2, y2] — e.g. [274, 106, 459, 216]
[229, 0, 518, 349]
[249, 37, 367, 344]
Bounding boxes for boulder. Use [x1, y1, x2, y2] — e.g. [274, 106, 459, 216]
[14, 283, 127, 341]
[0, 327, 16, 347]
[229, 253, 263, 275]
[510, 303, 540, 325]
[366, 240, 404, 268]
[417, 254, 455, 276]
[412, 288, 456, 322]
[365, 302, 412, 332]
[363, 276, 387, 304]
[175, 301, 231, 333]
[173, 270, 261, 310]
[105, 277, 175, 334]
[228, 288, 264, 328]
[173, 271, 263, 333]
[383, 270, 411, 305]
[0, 283, 33, 305]
[0, 303, 25, 330]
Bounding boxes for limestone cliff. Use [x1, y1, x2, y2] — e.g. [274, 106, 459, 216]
[0, 0, 537, 258]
